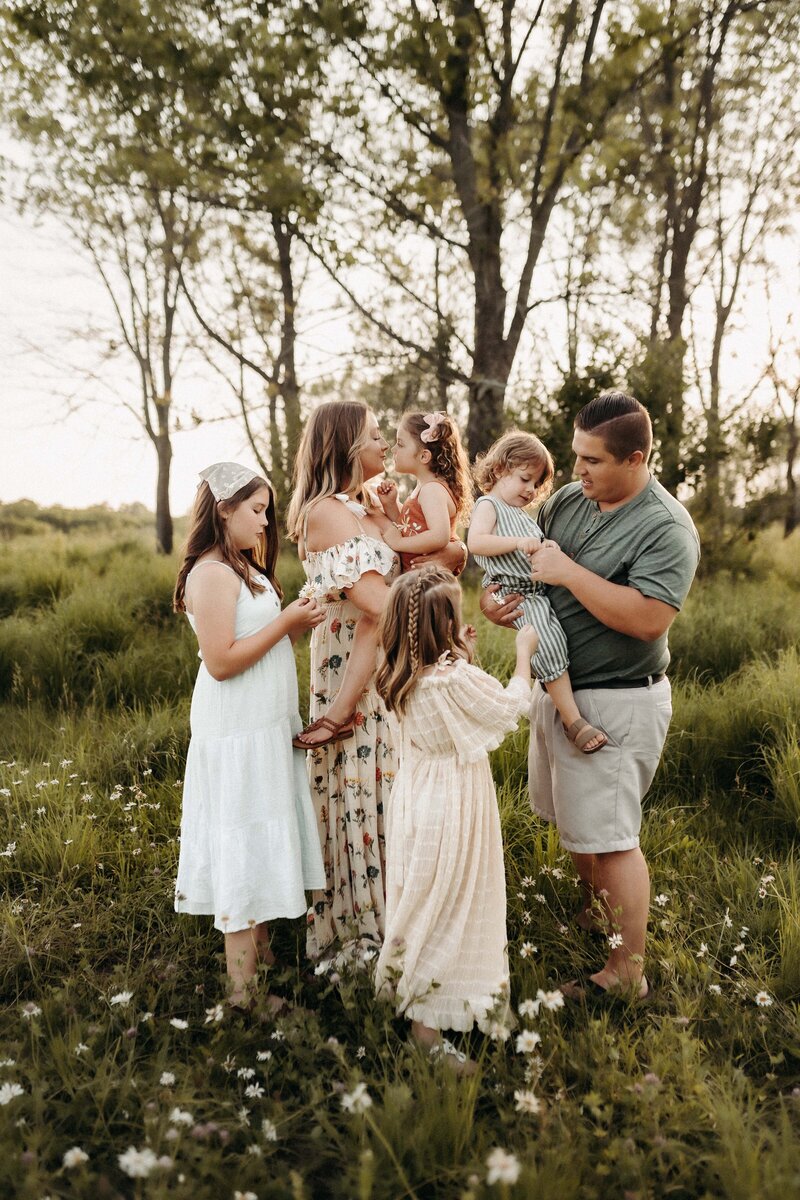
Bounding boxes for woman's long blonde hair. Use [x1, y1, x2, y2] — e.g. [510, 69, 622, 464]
[287, 401, 374, 542]
[173, 476, 280, 612]
[376, 566, 472, 715]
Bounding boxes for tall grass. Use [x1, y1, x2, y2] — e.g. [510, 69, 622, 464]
[1, 526, 799, 1197]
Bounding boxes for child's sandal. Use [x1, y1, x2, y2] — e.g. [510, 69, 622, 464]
[292, 714, 356, 750]
[564, 718, 607, 754]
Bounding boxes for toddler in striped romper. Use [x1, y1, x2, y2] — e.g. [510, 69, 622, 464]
[468, 431, 607, 754]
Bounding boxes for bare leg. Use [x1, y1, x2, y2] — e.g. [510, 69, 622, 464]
[226, 922, 283, 1010]
[572, 852, 608, 932]
[571, 849, 649, 996]
[297, 614, 379, 747]
[545, 672, 605, 752]
[411, 1020, 477, 1077]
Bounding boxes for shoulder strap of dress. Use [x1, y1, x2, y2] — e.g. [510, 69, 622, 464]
[188, 560, 239, 577]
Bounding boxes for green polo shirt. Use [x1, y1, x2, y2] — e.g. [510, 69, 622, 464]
[538, 478, 700, 688]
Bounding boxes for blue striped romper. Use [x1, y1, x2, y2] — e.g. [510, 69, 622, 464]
[471, 495, 569, 683]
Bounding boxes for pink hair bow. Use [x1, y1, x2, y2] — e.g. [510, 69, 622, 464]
[419, 411, 448, 444]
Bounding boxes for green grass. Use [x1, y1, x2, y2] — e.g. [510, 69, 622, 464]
[1, 528, 799, 1197]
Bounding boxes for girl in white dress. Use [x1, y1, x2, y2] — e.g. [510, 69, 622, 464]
[374, 566, 538, 1063]
[173, 462, 326, 1008]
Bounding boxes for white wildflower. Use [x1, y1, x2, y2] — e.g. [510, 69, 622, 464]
[237, 1067, 256, 1080]
[245, 1083, 265, 1100]
[205, 1004, 224, 1024]
[519, 942, 537, 959]
[518, 999, 538, 1019]
[708, 984, 722, 995]
[74, 1043, 89, 1056]
[754, 991, 773, 1008]
[696, 943, 708, 959]
[539, 988, 564, 1011]
[608, 932, 624, 949]
[514, 1089, 541, 1114]
[340, 1082, 372, 1113]
[118, 1146, 159, 1178]
[169, 1107, 194, 1126]
[109, 991, 134, 1007]
[256, 1051, 272, 1062]
[169, 1018, 189, 1030]
[0, 1058, 16, 1068]
[0, 1082, 25, 1105]
[262, 1117, 278, 1141]
[486, 1147, 521, 1185]
[515, 1030, 542, 1054]
[20, 1002, 41, 1019]
[62, 1147, 89, 1169]
[234, 1192, 259, 1200]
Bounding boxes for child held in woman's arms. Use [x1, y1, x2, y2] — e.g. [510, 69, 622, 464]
[467, 431, 607, 754]
[377, 410, 472, 571]
[374, 566, 538, 1072]
[173, 463, 326, 1011]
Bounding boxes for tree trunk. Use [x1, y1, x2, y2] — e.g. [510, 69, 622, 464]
[154, 427, 173, 555]
[785, 399, 798, 537]
[272, 215, 301, 482]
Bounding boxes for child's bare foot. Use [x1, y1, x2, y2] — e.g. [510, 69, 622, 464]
[411, 1021, 478, 1076]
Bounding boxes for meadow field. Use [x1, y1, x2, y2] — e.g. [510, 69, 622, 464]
[1, 523, 799, 1199]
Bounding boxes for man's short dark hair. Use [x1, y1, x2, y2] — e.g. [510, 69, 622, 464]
[574, 390, 652, 463]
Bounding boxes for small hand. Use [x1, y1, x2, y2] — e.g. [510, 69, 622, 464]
[529, 540, 571, 586]
[286, 596, 325, 632]
[461, 623, 477, 648]
[516, 536, 542, 556]
[479, 583, 523, 628]
[515, 623, 539, 659]
[376, 479, 398, 500]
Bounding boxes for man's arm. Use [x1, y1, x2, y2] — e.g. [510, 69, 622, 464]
[530, 543, 677, 641]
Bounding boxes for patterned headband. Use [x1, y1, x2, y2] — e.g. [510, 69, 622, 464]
[199, 462, 262, 501]
[419, 411, 448, 444]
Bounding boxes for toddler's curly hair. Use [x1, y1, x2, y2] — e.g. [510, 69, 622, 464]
[473, 430, 554, 500]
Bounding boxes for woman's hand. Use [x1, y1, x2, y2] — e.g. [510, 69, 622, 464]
[381, 523, 406, 552]
[284, 596, 325, 634]
[407, 539, 468, 576]
[479, 583, 523, 627]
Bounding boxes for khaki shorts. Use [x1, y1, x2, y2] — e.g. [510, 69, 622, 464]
[528, 678, 673, 854]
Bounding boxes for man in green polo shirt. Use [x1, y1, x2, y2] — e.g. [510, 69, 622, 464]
[481, 391, 699, 1000]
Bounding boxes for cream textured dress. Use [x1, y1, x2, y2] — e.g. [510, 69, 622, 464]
[301, 517, 399, 959]
[175, 562, 325, 933]
[375, 657, 531, 1032]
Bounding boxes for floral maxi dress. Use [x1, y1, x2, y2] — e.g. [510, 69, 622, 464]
[301, 531, 399, 959]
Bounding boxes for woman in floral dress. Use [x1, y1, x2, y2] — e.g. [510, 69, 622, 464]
[287, 401, 465, 961]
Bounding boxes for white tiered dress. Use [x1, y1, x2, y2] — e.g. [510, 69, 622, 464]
[375, 657, 531, 1032]
[175, 563, 325, 933]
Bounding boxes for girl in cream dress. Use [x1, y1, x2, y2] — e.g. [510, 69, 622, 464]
[374, 567, 537, 1062]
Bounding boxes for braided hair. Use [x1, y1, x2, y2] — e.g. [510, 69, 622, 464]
[376, 566, 472, 715]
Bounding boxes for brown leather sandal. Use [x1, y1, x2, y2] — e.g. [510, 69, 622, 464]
[564, 717, 607, 754]
[292, 714, 356, 750]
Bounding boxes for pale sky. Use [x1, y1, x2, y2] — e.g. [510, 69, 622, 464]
[2, 191, 797, 514]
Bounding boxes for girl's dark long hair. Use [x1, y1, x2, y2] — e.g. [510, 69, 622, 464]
[173, 476, 281, 613]
[402, 411, 473, 522]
